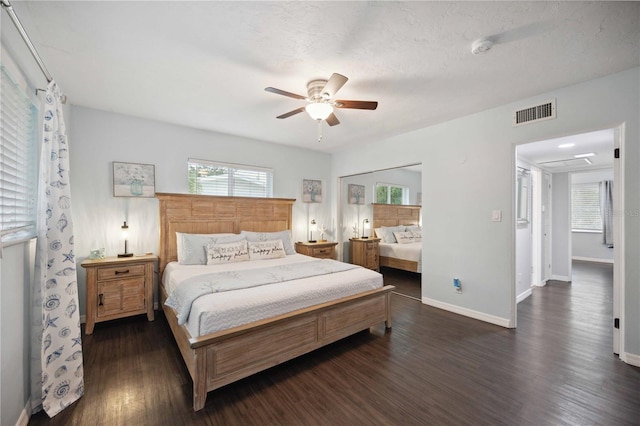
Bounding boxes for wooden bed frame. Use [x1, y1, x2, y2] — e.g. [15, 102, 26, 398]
[372, 203, 422, 273]
[157, 193, 394, 411]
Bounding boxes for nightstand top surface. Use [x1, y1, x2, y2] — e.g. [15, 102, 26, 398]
[81, 253, 158, 267]
[295, 241, 338, 247]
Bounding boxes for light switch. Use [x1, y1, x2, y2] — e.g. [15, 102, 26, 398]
[492, 210, 502, 222]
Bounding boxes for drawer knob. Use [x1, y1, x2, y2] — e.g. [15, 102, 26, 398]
[115, 269, 130, 275]
[98, 293, 104, 306]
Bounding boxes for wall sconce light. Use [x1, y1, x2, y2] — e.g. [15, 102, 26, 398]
[309, 219, 317, 243]
[362, 218, 370, 239]
[118, 221, 133, 258]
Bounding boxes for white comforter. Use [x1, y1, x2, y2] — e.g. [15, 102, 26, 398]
[163, 254, 383, 337]
[379, 242, 422, 272]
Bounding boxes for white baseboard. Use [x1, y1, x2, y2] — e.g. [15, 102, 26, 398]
[572, 256, 614, 264]
[516, 288, 532, 304]
[622, 351, 640, 368]
[551, 274, 570, 282]
[422, 297, 513, 328]
[533, 280, 547, 287]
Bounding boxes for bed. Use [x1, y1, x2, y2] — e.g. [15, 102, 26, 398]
[372, 203, 422, 273]
[157, 193, 394, 411]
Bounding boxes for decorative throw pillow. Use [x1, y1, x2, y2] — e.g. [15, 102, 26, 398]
[206, 240, 249, 265]
[410, 230, 422, 242]
[248, 240, 286, 260]
[377, 225, 406, 243]
[240, 230, 296, 255]
[393, 231, 415, 244]
[177, 232, 243, 265]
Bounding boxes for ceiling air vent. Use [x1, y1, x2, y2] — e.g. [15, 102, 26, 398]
[513, 99, 556, 126]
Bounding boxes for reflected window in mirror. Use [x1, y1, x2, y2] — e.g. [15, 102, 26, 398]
[375, 182, 409, 205]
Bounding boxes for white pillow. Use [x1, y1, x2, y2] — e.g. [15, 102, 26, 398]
[206, 240, 249, 265]
[406, 225, 421, 232]
[410, 230, 422, 242]
[240, 230, 296, 255]
[393, 231, 415, 244]
[248, 240, 286, 260]
[376, 225, 406, 243]
[177, 232, 242, 265]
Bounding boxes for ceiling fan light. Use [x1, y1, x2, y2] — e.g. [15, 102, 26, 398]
[305, 102, 333, 120]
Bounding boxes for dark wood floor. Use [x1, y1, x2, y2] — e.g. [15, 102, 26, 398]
[30, 261, 640, 425]
[381, 266, 422, 300]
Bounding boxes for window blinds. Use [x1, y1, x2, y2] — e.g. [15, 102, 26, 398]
[188, 158, 273, 198]
[0, 66, 38, 241]
[571, 182, 602, 231]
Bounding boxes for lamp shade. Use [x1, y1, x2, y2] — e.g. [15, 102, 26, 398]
[362, 218, 370, 238]
[305, 102, 333, 120]
[309, 219, 317, 242]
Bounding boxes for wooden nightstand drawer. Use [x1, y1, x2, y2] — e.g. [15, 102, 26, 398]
[308, 246, 335, 259]
[295, 241, 338, 259]
[97, 264, 145, 280]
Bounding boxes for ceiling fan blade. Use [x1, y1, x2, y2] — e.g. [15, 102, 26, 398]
[334, 100, 378, 110]
[325, 113, 340, 126]
[321, 73, 348, 98]
[265, 87, 306, 100]
[276, 107, 306, 119]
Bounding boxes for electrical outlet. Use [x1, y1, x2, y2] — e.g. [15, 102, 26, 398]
[453, 278, 462, 293]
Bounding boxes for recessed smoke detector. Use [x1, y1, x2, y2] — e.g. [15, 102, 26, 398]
[471, 38, 493, 55]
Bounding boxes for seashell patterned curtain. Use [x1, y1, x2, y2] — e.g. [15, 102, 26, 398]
[31, 80, 84, 417]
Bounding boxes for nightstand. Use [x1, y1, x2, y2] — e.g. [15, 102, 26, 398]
[81, 254, 157, 334]
[349, 238, 380, 271]
[295, 241, 338, 259]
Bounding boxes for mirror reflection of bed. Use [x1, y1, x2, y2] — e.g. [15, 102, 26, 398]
[373, 203, 422, 300]
[339, 165, 422, 300]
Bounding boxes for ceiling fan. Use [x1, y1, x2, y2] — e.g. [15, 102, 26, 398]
[265, 73, 378, 127]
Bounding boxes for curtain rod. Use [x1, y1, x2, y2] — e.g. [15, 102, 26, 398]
[2, 0, 53, 83]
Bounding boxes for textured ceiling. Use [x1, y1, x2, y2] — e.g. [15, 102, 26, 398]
[4, 1, 639, 154]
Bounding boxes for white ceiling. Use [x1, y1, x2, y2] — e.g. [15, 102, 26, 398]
[3, 1, 639, 155]
[517, 128, 614, 173]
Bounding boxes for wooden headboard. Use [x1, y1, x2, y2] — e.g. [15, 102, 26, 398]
[156, 193, 295, 276]
[372, 203, 421, 230]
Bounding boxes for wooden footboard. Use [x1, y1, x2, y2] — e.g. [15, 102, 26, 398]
[161, 283, 394, 411]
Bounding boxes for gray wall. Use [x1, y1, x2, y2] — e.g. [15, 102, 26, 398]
[332, 68, 640, 358]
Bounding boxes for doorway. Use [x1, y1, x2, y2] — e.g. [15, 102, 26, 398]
[515, 126, 623, 355]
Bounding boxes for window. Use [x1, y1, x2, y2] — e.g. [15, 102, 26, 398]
[188, 158, 273, 197]
[572, 182, 601, 231]
[0, 66, 39, 242]
[375, 182, 408, 205]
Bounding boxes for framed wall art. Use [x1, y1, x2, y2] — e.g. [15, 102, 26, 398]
[302, 179, 323, 203]
[113, 161, 155, 197]
[348, 184, 365, 205]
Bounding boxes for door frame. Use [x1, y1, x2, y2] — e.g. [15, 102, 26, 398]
[513, 124, 624, 357]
